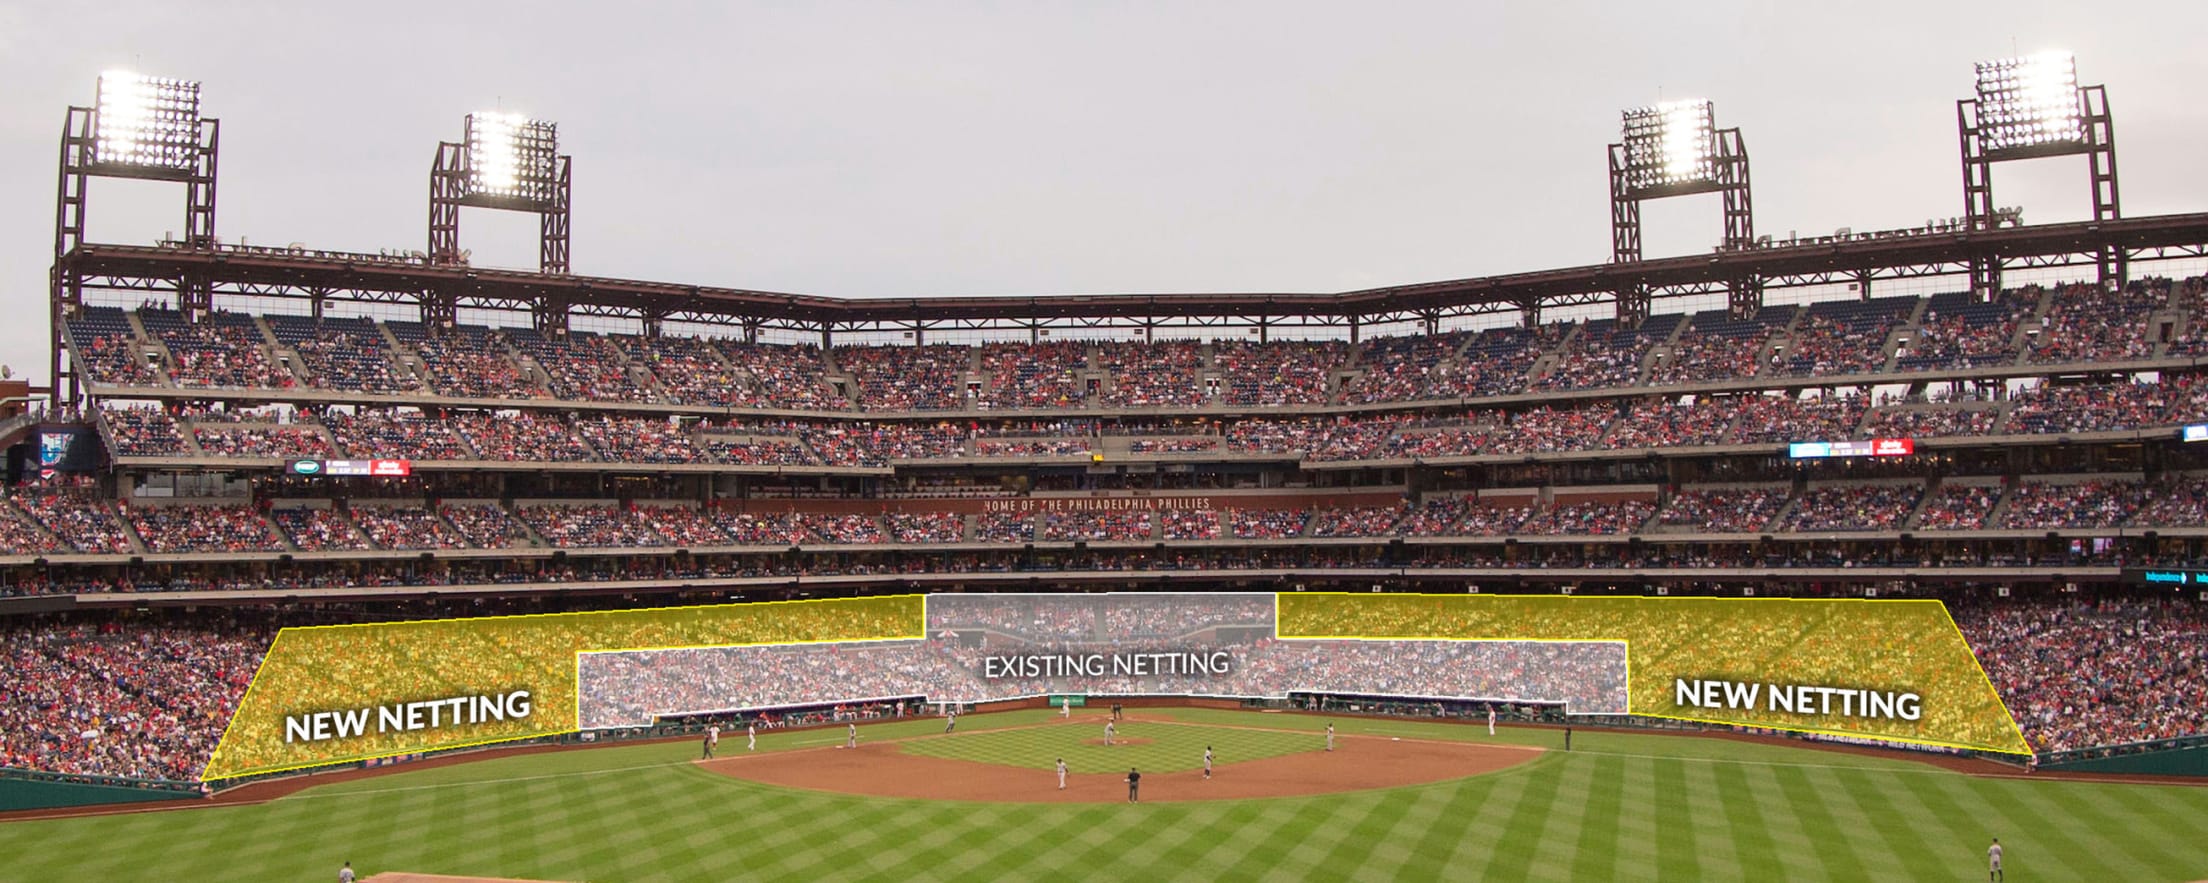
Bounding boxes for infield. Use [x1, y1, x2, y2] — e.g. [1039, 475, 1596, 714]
[701, 714, 1542, 802]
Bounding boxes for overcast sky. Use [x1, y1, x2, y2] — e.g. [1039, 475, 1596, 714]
[2, 1, 2204, 382]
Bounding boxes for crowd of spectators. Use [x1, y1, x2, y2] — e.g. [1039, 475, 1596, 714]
[1915, 484, 2003, 531]
[2002, 381, 2174, 435]
[440, 502, 529, 549]
[1098, 341, 1207, 408]
[1227, 508, 1307, 539]
[0, 621, 265, 781]
[1728, 394, 1867, 444]
[1859, 406, 1999, 440]
[405, 326, 539, 400]
[1778, 484, 1924, 532]
[1531, 320, 1660, 392]
[103, 407, 189, 457]
[1653, 488, 1786, 533]
[1038, 511, 1155, 542]
[124, 503, 285, 554]
[453, 413, 595, 462]
[154, 318, 296, 391]
[973, 513, 1035, 543]
[886, 512, 966, 544]
[326, 411, 476, 460]
[799, 514, 887, 544]
[517, 333, 655, 404]
[191, 425, 335, 459]
[723, 343, 845, 410]
[271, 507, 374, 552]
[1518, 499, 1656, 536]
[9, 483, 133, 554]
[1896, 292, 2029, 371]
[1127, 437, 1219, 454]
[1306, 506, 1400, 538]
[972, 439, 1091, 457]
[0, 506, 66, 555]
[1212, 340, 1341, 406]
[618, 335, 750, 409]
[350, 505, 472, 550]
[977, 341, 1088, 410]
[800, 423, 965, 467]
[2000, 481, 2150, 529]
[1341, 332, 1463, 404]
[1607, 398, 1737, 449]
[2028, 282, 2164, 365]
[1159, 509, 1222, 540]
[517, 505, 681, 548]
[702, 437, 819, 466]
[842, 345, 966, 411]
[71, 334, 158, 387]
[575, 418, 703, 464]
[1957, 598, 2207, 754]
[286, 327, 421, 395]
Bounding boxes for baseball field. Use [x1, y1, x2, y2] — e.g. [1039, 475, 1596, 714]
[5, 707, 2205, 881]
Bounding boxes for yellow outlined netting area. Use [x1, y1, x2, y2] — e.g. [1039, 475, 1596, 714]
[203, 596, 922, 780]
[1278, 594, 2029, 755]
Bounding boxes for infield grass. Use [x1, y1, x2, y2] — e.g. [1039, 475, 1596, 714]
[4, 708, 2205, 881]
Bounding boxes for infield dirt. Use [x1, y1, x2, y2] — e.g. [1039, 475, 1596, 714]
[700, 724, 1543, 803]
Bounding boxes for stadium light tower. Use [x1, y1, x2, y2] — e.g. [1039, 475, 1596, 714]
[1958, 51, 2120, 296]
[429, 111, 572, 275]
[1607, 99, 1756, 322]
[1969, 51, 2119, 295]
[53, 70, 220, 404]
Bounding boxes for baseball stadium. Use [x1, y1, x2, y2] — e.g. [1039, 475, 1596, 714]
[5, 9, 2208, 882]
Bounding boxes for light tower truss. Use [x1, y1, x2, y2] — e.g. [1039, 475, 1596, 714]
[1958, 51, 2120, 297]
[1608, 100, 1756, 323]
[429, 112, 573, 331]
[53, 71, 218, 405]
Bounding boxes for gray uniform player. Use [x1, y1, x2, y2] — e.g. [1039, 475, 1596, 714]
[846, 723, 858, 749]
[1326, 723, 1335, 751]
[1203, 746, 1214, 779]
[1057, 758, 1068, 790]
[1988, 838, 2002, 882]
[1104, 720, 1115, 745]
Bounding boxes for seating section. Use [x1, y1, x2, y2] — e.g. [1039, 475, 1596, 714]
[0, 622, 263, 781]
[10, 485, 134, 553]
[616, 334, 747, 408]
[2028, 281, 2164, 364]
[886, 512, 965, 544]
[512, 331, 653, 403]
[843, 345, 966, 411]
[350, 506, 471, 550]
[104, 406, 189, 457]
[327, 412, 476, 460]
[1959, 599, 2208, 754]
[143, 310, 294, 390]
[271, 508, 373, 552]
[1098, 341, 1206, 407]
[1895, 291, 2031, 371]
[1779, 485, 1923, 532]
[125, 503, 284, 554]
[2000, 481, 2150, 529]
[1533, 315, 1679, 392]
[1518, 499, 1655, 535]
[1654, 488, 1786, 533]
[453, 413, 595, 462]
[1916, 484, 2002, 531]
[268, 315, 420, 394]
[389, 323, 540, 400]
[1038, 511, 1153, 542]
[1778, 297, 1915, 376]
[1648, 309, 1788, 385]
[1213, 340, 1342, 406]
[191, 424, 334, 459]
[66, 307, 158, 387]
[576, 418, 704, 464]
[978, 342, 1088, 410]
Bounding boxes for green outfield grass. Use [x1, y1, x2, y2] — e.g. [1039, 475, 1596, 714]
[903, 714, 1322, 772]
[5, 708, 2206, 881]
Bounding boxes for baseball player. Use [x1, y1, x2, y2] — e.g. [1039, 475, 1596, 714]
[1203, 746, 1214, 780]
[1057, 757, 1068, 790]
[945, 710, 957, 734]
[1487, 707, 1496, 736]
[846, 723, 858, 749]
[1325, 723, 1335, 751]
[339, 862, 355, 883]
[1988, 838, 2003, 882]
[747, 721, 757, 752]
[1125, 767, 1141, 803]
[705, 724, 720, 759]
[1104, 720, 1116, 746]
[1061, 698, 1071, 719]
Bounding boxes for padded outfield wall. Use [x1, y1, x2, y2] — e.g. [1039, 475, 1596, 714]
[203, 592, 2027, 780]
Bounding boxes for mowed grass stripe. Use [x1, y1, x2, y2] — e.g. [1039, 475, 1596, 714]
[1764, 763, 1872, 880]
[1707, 759, 1784, 878]
[1475, 746, 1572, 880]
[1648, 758, 1703, 879]
[1566, 755, 1629, 881]
[1831, 763, 1958, 879]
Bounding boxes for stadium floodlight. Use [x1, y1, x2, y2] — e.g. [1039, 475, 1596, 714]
[1957, 51, 2119, 296]
[1619, 100, 1716, 193]
[1973, 51, 2084, 152]
[464, 112, 560, 203]
[92, 71, 202, 171]
[1607, 98, 1754, 322]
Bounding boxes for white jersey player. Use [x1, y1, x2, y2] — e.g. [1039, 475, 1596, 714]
[1057, 758, 1068, 790]
[1988, 838, 2003, 882]
[1104, 721, 1116, 745]
[1203, 746, 1214, 780]
[846, 723, 858, 749]
[1488, 708, 1496, 736]
[747, 721, 756, 752]
[1325, 723, 1335, 751]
